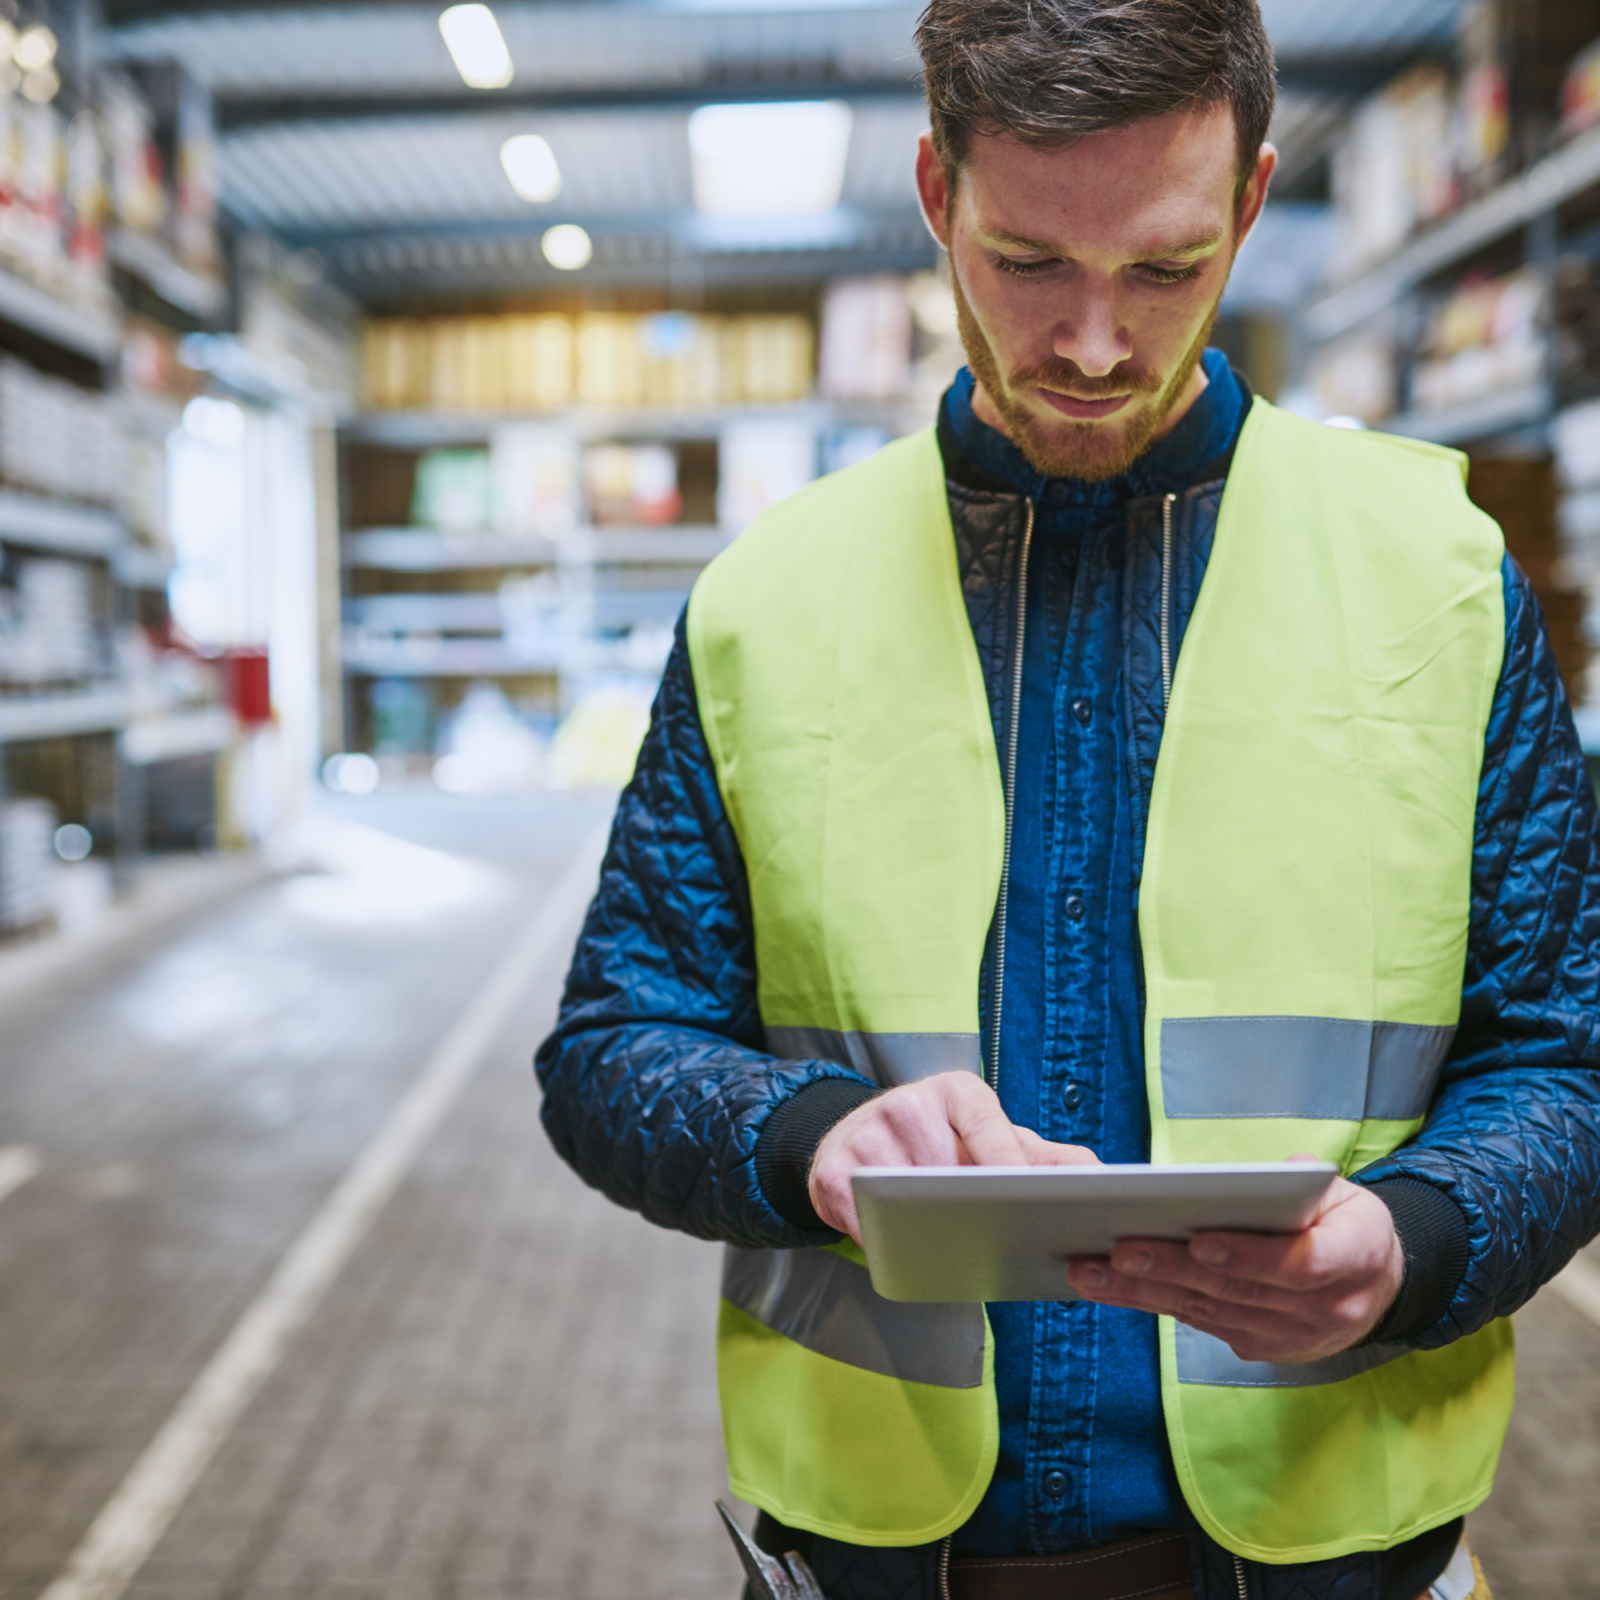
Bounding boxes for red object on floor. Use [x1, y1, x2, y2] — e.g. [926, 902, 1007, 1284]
[221, 647, 272, 725]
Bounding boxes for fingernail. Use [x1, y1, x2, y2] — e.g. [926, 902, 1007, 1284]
[1193, 1240, 1229, 1266]
[1078, 1265, 1107, 1290]
[1117, 1250, 1153, 1275]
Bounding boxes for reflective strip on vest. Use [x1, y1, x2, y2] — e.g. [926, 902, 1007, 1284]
[1174, 1323, 1408, 1388]
[1161, 1017, 1455, 1122]
[765, 1026, 982, 1087]
[723, 1246, 985, 1388]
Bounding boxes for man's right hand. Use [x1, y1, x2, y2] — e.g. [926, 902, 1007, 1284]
[807, 1071, 1099, 1243]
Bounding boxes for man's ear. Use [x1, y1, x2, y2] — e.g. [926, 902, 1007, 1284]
[915, 132, 953, 250]
[1235, 141, 1277, 247]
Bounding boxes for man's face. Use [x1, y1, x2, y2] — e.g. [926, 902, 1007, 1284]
[916, 106, 1274, 480]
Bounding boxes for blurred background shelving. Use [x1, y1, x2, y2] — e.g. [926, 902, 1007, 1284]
[0, 0, 1597, 940]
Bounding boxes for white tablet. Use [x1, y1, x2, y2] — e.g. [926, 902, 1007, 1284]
[852, 1162, 1339, 1303]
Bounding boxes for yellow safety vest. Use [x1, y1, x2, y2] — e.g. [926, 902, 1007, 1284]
[686, 397, 1514, 1561]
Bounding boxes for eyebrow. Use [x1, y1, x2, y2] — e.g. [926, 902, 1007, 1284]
[980, 226, 1226, 260]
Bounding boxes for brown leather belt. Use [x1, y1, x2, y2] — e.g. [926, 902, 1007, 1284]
[949, 1531, 1194, 1600]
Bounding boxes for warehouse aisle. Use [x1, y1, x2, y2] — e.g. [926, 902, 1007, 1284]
[0, 791, 736, 1600]
[3, 787, 1599, 1600]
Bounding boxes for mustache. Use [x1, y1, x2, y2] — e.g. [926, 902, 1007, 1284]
[1010, 359, 1164, 399]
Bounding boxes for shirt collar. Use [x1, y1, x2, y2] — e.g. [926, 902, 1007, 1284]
[944, 348, 1245, 508]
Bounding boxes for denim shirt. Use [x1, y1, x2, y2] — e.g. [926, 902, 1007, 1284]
[947, 352, 1246, 1555]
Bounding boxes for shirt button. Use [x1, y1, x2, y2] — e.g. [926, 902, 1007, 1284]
[1071, 697, 1093, 726]
[1043, 1469, 1068, 1499]
[1065, 893, 1085, 921]
[1062, 1081, 1084, 1110]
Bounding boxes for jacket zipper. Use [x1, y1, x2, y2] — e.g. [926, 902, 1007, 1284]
[1232, 1553, 1248, 1600]
[986, 496, 1037, 1090]
[1160, 492, 1176, 709]
[938, 1533, 953, 1600]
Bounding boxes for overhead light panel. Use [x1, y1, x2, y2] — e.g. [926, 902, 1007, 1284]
[500, 134, 561, 202]
[688, 100, 852, 218]
[542, 224, 592, 271]
[13, 25, 55, 71]
[439, 4, 513, 89]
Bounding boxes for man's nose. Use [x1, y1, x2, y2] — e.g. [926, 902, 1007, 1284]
[1051, 291, 1131, 379]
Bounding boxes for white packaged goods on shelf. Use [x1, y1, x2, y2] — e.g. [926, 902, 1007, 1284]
[491, 423, 579, 538]
[0, 357, 127, 506]
[0, 558, 98, 684]
[718, 417, 817, 532]
[819, 277, 913, 401]
[0, 797, 55, 931]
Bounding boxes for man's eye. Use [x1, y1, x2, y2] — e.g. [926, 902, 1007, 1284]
[1138, 263, 1205, 285]
[994, 256, 1056, 278]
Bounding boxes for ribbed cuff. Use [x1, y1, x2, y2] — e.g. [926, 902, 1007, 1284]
[754, 1076, 881, 1232]
[1364, 1177, 1472, 1344]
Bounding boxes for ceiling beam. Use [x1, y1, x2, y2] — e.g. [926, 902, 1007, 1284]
[210, 53, 1418, 134]
[278, 203, 928, 253]
[214, 72, 922, 132]
[279, 203, 933, 292]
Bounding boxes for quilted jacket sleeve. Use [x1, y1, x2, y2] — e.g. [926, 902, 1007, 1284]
[534, 612, 873, 1248]
[1356, 556, 1600, 1345]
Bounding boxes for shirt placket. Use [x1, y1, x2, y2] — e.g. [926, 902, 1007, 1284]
[1026, 506, 1117, 1550]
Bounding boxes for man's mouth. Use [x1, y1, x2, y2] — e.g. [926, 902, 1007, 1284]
[1036, 388, 1133, 421]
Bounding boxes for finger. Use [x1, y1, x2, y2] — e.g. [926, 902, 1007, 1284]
[943, 1076, 1031, 1166]
[1186, 1181, 1395, 1292]
[1065, 1260, 1304, 1336]
[1015, 1128, 1102, 1167]
[1102, 1238, 1306, 1314]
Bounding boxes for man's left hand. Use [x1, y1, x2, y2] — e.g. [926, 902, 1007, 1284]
[1064, 1169, 1405, 1364]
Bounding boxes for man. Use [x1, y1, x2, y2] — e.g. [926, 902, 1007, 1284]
[536, 1, 1600, 1596]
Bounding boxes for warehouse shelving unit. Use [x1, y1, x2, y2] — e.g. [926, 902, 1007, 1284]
[338, 390, 925, 758]
[1303, 98, 1600, 755]
[0, 248, 231, 929]
[0, 269, 128, 930]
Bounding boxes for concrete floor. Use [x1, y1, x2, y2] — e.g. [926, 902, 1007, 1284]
[0, 790, 731, 1600]
[0, 787, 1594, 1600]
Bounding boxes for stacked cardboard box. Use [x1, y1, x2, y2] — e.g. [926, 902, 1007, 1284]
[1468, 456, 1590, 703]
[363, 311, 816, 413]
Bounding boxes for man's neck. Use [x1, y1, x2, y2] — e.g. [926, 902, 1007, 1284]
[970, 359, 1211, 475]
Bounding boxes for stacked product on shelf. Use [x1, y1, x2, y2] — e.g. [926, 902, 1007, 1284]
[1310, 1, 1600, 437]
[345, 275, 954, 785]
[0, 557, 101, 685]
[1330, 64, 1463, 279]
[1410, 270, 1547, 416]
[0, 41, 218, 319]
[364, 310, 816, 412]
[1306, 334, 1398, 428]
[0, 358, 127, 505]
[1330, 0, 1600, 273]
[0, 794, 54, 931]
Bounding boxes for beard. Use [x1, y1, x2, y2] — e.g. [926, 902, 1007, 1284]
[952, 268, 1222, 483]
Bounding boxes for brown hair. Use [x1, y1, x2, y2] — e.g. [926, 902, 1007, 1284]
[916, 0, 1276, 190]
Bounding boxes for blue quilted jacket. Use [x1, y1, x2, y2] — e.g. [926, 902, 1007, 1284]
[536, 396, 1600, 1600]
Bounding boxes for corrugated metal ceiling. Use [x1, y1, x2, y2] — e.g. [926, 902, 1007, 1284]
[106, 0, 1470, 293]
[111, 2, 921, 93]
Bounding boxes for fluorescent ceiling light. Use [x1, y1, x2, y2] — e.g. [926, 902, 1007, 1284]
[438, 4, 513, 90]
[688, 100, 852, 218]
[13, 25, 55, 70]
[542, 224, 592, 271]
[500, 134, 561, 202]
